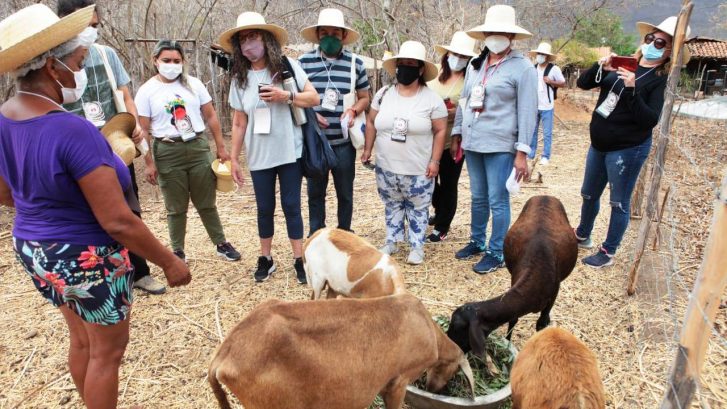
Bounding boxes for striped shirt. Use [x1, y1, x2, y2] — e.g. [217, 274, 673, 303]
[299, 48, 370, 145]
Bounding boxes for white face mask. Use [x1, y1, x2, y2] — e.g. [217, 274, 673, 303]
[55, 60, 88, 104]
[485, 34, 511, 54]
[447, 54, 469, 72]
[535, 55, 547, 64]
[78, 26, 98, 46]
[158, 63, 183, 80]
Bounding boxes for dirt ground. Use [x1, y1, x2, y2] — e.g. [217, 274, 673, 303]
[0, 94, 725, 409]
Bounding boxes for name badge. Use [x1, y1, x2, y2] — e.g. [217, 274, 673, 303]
[321, 88, 340, 112]
[595, 91, 620, 119]
[253, 105, 272, 135]
[391, 117, 408, 143]
[469, 84, 485, 109]
[82, 101, 106, 127]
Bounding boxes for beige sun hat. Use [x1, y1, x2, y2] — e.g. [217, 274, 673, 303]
[300, 8, 361, 45]
[0, 4, 95, 75]
[466, 5, 532, 41]
[636, 16, 691, 64]
[529, 42, 557, 61]
[382, 41, 439, 82]
[211, 159, 235, 192]
[101, 113, 137, 166]
[435, 31, 478, 58]
[217, 12, 288, 53]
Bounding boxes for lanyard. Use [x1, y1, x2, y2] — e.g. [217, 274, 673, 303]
[17, 91, 66, 111]
[606, 66, 656, 97]
[318, 53, 340, 93]
[478, 53, 508, 89]
[395, 84, 422, 119]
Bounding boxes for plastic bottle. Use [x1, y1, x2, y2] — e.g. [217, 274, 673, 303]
[282, 71, 307, 126]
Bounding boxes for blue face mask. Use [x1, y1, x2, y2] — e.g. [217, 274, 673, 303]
[641, 43, 665, 61]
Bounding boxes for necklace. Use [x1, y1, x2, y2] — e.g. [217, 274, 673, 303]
[17, 91, 65, 111]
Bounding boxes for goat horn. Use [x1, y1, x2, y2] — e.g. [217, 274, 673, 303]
[458, 354, 476, 400]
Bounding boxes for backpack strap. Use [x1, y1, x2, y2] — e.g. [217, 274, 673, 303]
[376, 84, 393, 107]
[542, 63, 556, 103]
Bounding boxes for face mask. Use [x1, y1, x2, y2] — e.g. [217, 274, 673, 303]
[396, 65, 421, 85]
[319, 35, 343, 56]
[484, 34, 511, 54]
[447, 55, 468, 72]
[241, 38, 265, 62]
[78, 26, 98, 46]
[55, 60, 88, 104]
[158, 63, 183, 80]
[640, 43, 665, 61]
[535, 55, 547, 64]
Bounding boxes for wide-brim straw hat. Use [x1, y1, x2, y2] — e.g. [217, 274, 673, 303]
[435, 31, 478, 58]
[382, 41, 439, 82]
[218, 12, 288, 54]
[101, 112, 137, 166]
[211, 159, 234, 192]
[301, 8, 360, 45]
[529, 42, 557, 62]
[636, 16, 691, 65]
[466, 5, 532, 41]
[0, 4, 95, 75]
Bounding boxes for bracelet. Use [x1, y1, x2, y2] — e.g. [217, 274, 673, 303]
[429, 159, 440, 165]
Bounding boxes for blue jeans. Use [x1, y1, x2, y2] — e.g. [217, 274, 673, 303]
[575, 139, 652, 255]
[250, 160, 304, 240]
[465, 151, 514, 257]
[307, 142, 356, 235]
[528, 109, 553, 160]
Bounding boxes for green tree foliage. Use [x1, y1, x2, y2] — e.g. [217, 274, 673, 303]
[553, 39, 600, 68]
[573, 9, 637, 56]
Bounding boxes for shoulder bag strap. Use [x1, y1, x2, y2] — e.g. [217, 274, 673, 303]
[349, 53, 357, 95]
[95, 44, 118, 91]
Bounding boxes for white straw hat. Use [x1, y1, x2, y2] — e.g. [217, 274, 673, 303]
[101, 113, 137, 166]
[382, 41, 439, 82]
[529, 42, 556, 61]
[0, 4, 95, 75]
[301, 8, 360, 45]
[466, 5, 532, 41]
[217, 12, 288, 53]
[636, 16, 691, 64]
[435, 31, 478, 58]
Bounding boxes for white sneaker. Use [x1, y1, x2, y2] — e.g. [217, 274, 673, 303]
[539, 157, 550, 166]
[379, 243, 399, 255]
[133, 275, 167, 295]
[407, 248, 425, 265]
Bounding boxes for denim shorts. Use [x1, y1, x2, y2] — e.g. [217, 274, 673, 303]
[13, 238, 134, 325]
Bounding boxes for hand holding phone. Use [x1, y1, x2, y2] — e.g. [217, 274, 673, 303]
[610, 56, 638, 72]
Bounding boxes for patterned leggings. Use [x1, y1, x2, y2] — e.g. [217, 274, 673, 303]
[375, 167, 434, 249]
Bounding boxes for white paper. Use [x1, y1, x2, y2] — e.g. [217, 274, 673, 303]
[341, 114, 351, 140]
[506, 168, 520, 194]
[253, 106, 271, 134]
[217, 162, 229, 173]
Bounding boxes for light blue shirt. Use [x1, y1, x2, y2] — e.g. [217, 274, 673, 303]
[452, 51, 537, 155]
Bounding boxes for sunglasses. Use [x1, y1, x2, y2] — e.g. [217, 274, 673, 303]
[644, 33, 669, 50]
[238, 30, 262, 43]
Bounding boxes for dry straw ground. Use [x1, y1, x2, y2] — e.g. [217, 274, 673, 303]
[0, 94, 724, 408]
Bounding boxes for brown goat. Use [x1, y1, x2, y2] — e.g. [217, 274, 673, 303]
[511, 327, 605, 409]
[447, 195, 578, 356]
[208, 294, 474, 409]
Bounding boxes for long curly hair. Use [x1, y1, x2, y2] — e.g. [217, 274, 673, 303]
[230, 30, 287, 89]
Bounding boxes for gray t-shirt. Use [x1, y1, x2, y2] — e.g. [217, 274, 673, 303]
[64, 45, 131, 127]
[228, 59, 307, 171]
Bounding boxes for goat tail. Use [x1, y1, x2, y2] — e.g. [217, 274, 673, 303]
[208, 364, 232, 409]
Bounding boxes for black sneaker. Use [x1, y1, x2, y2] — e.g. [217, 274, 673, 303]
[254, 256, 276, 282]
[216, 242, 241, 261]
[173, 249, 187, 263]
[426, 229, 447, 243]
[294, 258, 307, 285]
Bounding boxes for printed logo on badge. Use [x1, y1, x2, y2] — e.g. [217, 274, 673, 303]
[469, 84, 485, 109]
[391, 117, 408, 142]
[595, 91, 620, 118]
[321, 88, 340, 111]
[82, 101, 106, 127]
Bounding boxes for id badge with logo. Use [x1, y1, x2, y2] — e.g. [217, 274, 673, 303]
[391, 117, 408, 143]
[595, 91, 620, 119]
[321, 88, 340, 112]
[469, 84, 485, 109]
[253, 104, 272, 135]
[82, 101, 106, 127]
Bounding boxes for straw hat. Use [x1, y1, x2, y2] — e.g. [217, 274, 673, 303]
[466, 5, 532, 41]
[382, 41, 439, 82]
[636, 16, 691, 64]
[211, 159, 235, 193]
[300, 8, 360, 45]
[217, 12, 288, 53]
[529, 42, 557, 62]
[0, 4, 95, 75]
[101, 113, 137, 166]
[435, 31, 478, 58]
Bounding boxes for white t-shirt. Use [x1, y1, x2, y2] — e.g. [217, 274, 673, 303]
[371, 85, 448, 176]
[228, 59, 308, 171]
[536, 64, 565, 111]
[134, 75, 212, 138]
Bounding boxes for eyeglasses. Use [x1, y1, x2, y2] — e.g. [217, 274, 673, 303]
[238, 30, 262, 43]
[644, 33, 669, 50]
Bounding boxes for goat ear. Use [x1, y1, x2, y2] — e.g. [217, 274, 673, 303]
[458, 354, 476, 400]
[468, 323, 487, 358]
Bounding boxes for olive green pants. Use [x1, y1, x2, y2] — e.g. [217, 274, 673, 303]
[152, 137, 226, 251]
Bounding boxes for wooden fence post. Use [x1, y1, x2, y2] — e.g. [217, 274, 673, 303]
[626, 0, 693, 295]
[659, 169, 727, 408]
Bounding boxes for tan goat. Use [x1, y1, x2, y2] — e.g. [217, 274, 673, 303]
[303, 228, 406, 299]
[208, 294, 474, 409]
[510, 327, 605, 409]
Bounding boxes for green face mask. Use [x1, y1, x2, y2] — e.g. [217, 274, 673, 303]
[319, 35, 343, 56]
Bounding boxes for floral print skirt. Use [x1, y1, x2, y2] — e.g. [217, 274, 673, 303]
[13, 238, 134, 325]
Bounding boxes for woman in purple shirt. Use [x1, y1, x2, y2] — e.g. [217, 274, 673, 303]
[0, 5, 190, 408]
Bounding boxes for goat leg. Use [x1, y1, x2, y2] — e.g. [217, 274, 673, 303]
[536, 299, 555, 331]
[506, 318, 519, 341]
[381, 374, 415, 409]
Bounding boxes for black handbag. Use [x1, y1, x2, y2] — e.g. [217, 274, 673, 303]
[283, 57, 337, 178]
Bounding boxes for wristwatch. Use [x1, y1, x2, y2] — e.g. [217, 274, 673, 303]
[287, 91, 294, 105]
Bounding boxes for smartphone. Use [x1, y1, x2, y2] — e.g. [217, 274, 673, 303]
[611, 56, 638, 72]
[258, 82, 271, 94]
[443, 98, 454, 110]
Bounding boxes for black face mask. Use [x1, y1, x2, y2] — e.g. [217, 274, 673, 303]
[396, 65, 421, 85]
